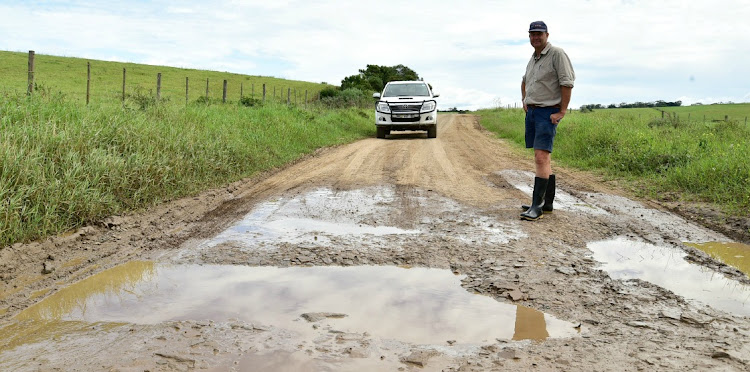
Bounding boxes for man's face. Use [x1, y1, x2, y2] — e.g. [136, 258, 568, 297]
[529, 31, 548, 49]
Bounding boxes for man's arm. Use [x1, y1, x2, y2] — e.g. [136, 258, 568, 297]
[559, 86, 572, 114]
[521, 81, 527, 112]
[550, 86, 572, 124]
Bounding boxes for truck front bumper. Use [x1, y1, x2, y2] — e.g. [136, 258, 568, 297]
[375, 112, 437, 130]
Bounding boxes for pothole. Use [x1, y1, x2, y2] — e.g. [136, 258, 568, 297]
[588, 237, 750, 316]
[4, 261, 581, 352]
[188, 186, 525, 255]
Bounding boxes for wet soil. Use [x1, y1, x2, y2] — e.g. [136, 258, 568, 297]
[1, 114, 749, 371]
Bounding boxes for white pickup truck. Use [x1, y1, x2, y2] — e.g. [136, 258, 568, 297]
[373, 81, 439, 138]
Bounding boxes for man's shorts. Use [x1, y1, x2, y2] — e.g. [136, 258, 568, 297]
[525, 106, 559, 153]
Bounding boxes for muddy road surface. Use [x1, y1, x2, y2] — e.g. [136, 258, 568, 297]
[1, 114, 749, 371]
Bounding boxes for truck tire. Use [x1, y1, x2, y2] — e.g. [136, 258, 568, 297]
[376, 126, 388, 139]
[427, 125, 437, 138]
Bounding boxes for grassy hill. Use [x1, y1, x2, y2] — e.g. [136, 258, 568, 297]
[1, 50, 372, 248]
[0, 50, 329, 105]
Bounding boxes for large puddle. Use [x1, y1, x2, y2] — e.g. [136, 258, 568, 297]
[3, 262, 580, 352]
[192, 186, 526, 253]
[588, 238, 750, 316]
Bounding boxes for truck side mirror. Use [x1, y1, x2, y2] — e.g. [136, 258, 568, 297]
[433, 93, 440, 98]
[373, 93, 381, 99]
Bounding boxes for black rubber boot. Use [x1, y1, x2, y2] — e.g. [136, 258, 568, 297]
[520, 177, 548, 221]
[521, 174, 555, 213]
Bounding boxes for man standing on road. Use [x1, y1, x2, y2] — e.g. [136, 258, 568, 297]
[520, 20, 575, 221]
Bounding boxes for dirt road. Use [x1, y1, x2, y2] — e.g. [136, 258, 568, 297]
[1, 114, 749, 371]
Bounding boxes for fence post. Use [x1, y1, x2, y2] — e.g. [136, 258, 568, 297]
[122, 68, 126, 105]
[185, 77, 189, 105]
[240, 82, 243, 98]
[252, 84, 254, 98]
[156, 73, 162, 101]
[305, 90, 308, 109]
[27, 50, 35, 96]
[287, 87, 290, 105]
[205, 78, 209, 99]
[222, 80, 227, 103]
[86, 62, 91, 105]
[263, 83, 266, 101]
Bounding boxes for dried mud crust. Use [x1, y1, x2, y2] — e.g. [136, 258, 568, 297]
[1, 114, 749, 371]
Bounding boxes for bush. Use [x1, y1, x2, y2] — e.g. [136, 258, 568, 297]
[319, 86, 338, 99]
[318, 88, 371, 109]
[239, 96, 262, 107]
[127, 87, 159, 110]
[194, 96, 224, 105]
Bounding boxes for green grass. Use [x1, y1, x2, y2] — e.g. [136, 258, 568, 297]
[0, 50, 329, 105]
[1, 51, 374, 247]
[659, 103, 750, 124]
[477, 106, 750, 215]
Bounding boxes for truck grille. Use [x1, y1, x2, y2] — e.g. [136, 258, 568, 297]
[391, 104, 420, 112]
[392, 116, 420, 122]
[387, 102, 421, 122]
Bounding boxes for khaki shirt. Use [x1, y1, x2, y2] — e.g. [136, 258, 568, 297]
[522, 43, 575, 107]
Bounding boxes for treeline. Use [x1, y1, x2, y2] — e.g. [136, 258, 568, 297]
[440, 107, 469, 114]
[340, 64, 420, 93]
[317, 64, 424, 107]
[580, 100, 683, 111]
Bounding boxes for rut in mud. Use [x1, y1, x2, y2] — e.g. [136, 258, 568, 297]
[1, 114, 749, 371]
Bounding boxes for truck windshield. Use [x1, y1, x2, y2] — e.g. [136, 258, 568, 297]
[383, 84, 429, 97]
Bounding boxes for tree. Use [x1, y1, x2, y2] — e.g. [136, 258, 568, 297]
[340, 64, 421, 92]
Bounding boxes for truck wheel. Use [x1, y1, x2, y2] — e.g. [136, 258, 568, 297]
[427, 125, 437, 138]
[376, 126, 387, 139]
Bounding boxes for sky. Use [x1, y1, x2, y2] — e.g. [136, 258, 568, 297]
[1, 0, 749, 111]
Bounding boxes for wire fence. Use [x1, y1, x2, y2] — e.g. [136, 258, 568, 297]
[22, 50, 322, 108]
[497, 101, 748, 126]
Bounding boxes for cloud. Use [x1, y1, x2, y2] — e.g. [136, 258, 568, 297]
[1, 0, 749, 110]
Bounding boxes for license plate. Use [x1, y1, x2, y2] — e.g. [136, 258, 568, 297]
[393, 114, 418, 119]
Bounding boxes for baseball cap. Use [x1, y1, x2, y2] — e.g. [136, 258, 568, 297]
[529, 21, 548, 32]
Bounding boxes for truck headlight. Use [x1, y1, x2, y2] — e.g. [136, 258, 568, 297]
[376, 102, 391, 113]
[420, 100, 436, 113]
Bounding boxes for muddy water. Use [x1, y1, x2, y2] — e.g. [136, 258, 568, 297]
[684, 241, 750, 278]
[193, 186, 526, 254]
[588, 237, 750, 316]
[3, 262, 580, 352]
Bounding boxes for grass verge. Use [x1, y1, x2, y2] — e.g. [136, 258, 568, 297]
[1, 91, 373, 247]
[477, 107, 750, 216]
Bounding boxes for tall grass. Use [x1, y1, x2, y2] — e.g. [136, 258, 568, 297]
[477, 107, 750, 215]
[0, 91, 374, 247]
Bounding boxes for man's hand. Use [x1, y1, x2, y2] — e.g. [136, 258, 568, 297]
[550, 111, 565, 124]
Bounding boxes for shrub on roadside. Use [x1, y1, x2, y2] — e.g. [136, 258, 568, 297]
[318, 88, 371, 109]
[239, 96, 262, 107]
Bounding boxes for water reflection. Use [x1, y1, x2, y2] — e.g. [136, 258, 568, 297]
[684, 241, 750, 278]
[195, 186, 525, 252]
[588, 237, 750, 316]
[7, 262, 579, 348]
[16, 261, 157, 321]
[512, 305, 550, 341]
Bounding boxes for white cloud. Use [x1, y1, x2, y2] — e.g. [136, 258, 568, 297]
[1, 0, 749, 110]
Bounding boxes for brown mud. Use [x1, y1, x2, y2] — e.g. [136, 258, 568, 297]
[1, 114, 749, 371]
